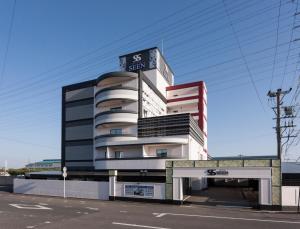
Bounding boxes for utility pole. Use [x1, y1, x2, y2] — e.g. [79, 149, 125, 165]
[267, 88, 294, 159]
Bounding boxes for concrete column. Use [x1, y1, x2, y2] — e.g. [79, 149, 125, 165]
[142, 145, 146, 157]
[259, 178, 272, 206]
[173, 177, 183, 203]
[109, 170, 117, 200]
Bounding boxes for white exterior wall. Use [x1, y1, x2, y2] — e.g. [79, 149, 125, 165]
[97, 101, 138, 113]
[168, 103, 198, 115]
[143, 144, 188, 158]
[282, 186, 300, 206]
[95, 78, 138, 92]
[14, 179, 109, 200]
[188, 136, 204, 160]
[107, 146, 142, 158]
[142, 81, 167, 117]
[143, 69, 170, 97]
[94, 158, 169, 170]
[167, 86, 198, 100]
[115, 182, 165, 200]
[96, 125, 137, 136]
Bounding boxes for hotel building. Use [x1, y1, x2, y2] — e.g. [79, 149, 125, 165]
[61, 47, 207, 188]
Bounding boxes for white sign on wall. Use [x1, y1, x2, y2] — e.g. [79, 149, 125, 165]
[124, 185, 154, 198]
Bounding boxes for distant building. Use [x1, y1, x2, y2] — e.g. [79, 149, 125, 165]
[25, 159, 61, 169]
[282, 162, 300, 186]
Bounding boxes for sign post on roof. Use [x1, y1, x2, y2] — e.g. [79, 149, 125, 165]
[62, 166, 67, 198]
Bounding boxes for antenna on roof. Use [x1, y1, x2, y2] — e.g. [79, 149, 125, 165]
[161, 39, 164, 55]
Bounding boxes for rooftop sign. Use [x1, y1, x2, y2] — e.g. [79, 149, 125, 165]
[119, 47, 174, 85]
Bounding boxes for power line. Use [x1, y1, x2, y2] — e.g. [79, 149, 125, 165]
[0, 0, 17, 88]
[269, 0, 283, 89]
[221, 0, 269, 113]
[0, 0, 283, 98]
[281, 0, 299, 88]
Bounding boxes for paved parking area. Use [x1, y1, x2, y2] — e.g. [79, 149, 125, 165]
[0, 191, 299, 229]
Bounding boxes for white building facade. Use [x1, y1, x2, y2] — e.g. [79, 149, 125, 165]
[61, 47, 208, 199]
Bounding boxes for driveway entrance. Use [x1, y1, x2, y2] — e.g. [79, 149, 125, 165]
[165, 159, 281, 209]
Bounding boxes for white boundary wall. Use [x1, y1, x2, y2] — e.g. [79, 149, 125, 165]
[14, 179, 109, 200]
[282, 186, 300, 206]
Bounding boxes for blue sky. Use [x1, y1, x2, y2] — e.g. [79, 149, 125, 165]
[0, 0, 299, 168]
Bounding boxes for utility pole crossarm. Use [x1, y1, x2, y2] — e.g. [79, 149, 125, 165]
[267, 88, 294, 160]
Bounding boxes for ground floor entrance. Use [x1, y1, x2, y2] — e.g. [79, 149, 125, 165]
[165, 159, 281, 209]
[184, 178, 259, 208]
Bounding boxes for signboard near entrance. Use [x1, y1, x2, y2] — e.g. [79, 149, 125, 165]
[206, 169, 229, 176]
[124, 185, 154, 198]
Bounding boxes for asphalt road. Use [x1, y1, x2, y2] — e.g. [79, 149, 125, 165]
[0, 190, 300, 229]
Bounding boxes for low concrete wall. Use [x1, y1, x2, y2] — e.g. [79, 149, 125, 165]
[282, 186, 300, 206]
[0, 176, 14, 185]
[14, 179, 109, 200]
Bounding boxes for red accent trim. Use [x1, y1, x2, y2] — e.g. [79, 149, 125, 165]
[166, 81, 203, 91]
[167, 95, 199, 103]
[198, 85, 204, 132]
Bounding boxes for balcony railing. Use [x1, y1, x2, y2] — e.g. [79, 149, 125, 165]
[137, 113, 204, 145]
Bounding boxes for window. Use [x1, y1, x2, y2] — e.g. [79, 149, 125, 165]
[110, 128, 122, 135]
[143, 109, 148, 117]
[110, 107, 122, 111]
[156, 149, 167, 158]
[115, 151, 123, 158]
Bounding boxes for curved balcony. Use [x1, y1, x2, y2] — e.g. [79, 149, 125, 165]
[95, 134, 137, 147]
[95, 87, 138, 108]
[96, 71, 138, 87]
[95, 110, 138, 128]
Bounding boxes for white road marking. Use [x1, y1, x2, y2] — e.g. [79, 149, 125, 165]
[153, 212, 300, 224]
[9, 204, 52, 210]
[153, 213, 167, 218]
[26, 226, 35, 228]
[112, 222, 170, 229]
[44, 221, 51, 224]
[85, 207, 98, 211]
[183, 195, 191, 201]
[38, 203, 48, 206]
[216, 205, 252, 209]
[120, 210, 128, 213]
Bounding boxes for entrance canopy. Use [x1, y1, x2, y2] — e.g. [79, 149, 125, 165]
[165, 159, 281, 208]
